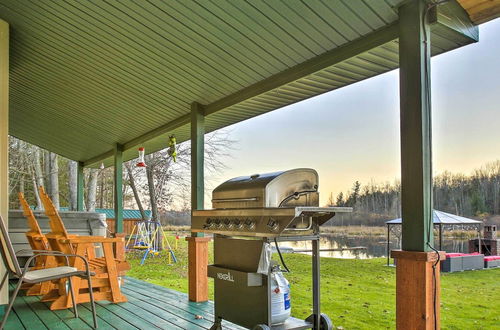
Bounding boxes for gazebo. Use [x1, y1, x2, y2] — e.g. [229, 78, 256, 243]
[385, 210, 482, 265]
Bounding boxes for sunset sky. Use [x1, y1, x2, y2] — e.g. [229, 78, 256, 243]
[207, 19, 500, 207]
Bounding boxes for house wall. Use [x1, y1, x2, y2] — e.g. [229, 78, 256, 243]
[0, 19, 9, 305]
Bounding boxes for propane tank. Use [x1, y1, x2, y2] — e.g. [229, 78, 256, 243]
[270, 266, 291, 325]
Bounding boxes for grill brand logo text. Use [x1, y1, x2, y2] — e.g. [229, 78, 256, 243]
[217, 271, 234, 282]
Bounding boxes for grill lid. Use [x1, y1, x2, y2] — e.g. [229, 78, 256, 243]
[212, 168, 319, 209]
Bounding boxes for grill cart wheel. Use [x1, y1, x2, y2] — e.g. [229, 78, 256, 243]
[306, 313, 334, 330]
[209, 319, 222, 330]
[251, 325, 270, 330]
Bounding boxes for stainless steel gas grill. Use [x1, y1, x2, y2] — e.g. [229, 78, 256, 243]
[192, 169, 352, 330]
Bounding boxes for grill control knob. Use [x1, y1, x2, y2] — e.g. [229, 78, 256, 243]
[232, 219, 242, 229]
[204, 218, 214, 229]
[244, 218, 255, 230]
[267, 218, 279, 231]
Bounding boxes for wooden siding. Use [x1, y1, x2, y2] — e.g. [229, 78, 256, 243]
[106, 219, 137, 237]
[0, 276, 242, 329]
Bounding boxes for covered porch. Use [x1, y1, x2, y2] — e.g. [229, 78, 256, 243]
[1, 0, 499, 329]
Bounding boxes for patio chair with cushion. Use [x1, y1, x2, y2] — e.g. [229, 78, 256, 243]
[0, 215, 98, 329]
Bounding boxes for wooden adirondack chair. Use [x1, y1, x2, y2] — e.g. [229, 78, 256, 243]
[38, 187, 129, 310]
[18, 192, 58, 296]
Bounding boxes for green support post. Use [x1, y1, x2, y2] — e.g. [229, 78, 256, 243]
[114, 144, 124, 233]
[191, 102, 205, 237]
[76, 161, 84, 211]
[187, 101, 209, 302]
[399, 0, 433, 252]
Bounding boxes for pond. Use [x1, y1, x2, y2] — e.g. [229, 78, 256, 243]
[280, 233, 471, 259]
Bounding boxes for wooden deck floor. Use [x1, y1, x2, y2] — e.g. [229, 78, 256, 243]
[1, 277, 241, 329]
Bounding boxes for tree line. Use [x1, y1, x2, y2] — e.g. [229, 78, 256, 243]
[8, 132, 233, 224]
[328, 160, 500, 226]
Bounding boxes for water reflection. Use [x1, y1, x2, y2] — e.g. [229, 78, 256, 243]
[281, 234, 469, 259]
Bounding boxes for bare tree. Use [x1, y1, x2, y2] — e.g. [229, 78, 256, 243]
[43, 150, 51, 194]
[33, 148, 44, 188]
[86, 169, 99, 211]
[48, 152, 60, 209]
[125, 162, 147, 220]
[68, 161, 78, 210]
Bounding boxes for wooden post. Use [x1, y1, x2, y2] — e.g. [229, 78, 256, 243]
[187, 101, 210, 302]
[114, 144, 124, 233]
[0, 19, 9, 306]
[394, 1, 442, 329]
[391, 251, 446, 330]
[76, 161, 85, 211]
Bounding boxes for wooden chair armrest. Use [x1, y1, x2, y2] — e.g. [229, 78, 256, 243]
[61, 236, 124, 244]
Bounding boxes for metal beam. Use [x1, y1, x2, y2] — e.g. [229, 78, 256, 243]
[0, 19, 10, 306]
[76, 161, 84, 211]
[203, 23, 399, 116]
[80, 8, 475, 169]
[399, 0, 433, 252]
[81, 24, 400, 168]
[83, 114, 190, 167]
[434, 0, 478, 42]
[114, 144, 124, 233]
[83, 150, 114, 168]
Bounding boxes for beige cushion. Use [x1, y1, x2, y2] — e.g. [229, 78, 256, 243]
[24, 266, 78, 281]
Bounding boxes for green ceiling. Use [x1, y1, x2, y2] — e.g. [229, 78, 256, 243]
[0, 0, 478, 167]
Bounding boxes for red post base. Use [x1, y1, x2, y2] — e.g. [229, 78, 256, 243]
[186, 236, 211, 302]
[391, 250, 446, 330]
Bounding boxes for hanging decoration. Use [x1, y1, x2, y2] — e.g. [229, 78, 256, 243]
[168, 135, 177, 162]
[136, 147, 146, 167]
[100, 163, 104, 170]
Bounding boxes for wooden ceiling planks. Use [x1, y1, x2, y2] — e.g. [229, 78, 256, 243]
[458, 0, 500, 24]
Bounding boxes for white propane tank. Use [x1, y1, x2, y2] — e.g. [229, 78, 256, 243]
[270, 267, 291, 325]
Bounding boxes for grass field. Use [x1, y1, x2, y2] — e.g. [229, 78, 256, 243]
[127, 236, 499, 330]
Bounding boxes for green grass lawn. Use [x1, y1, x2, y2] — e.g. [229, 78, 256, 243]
[127, 237, 499, 330]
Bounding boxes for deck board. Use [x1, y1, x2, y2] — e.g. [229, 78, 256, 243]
[0, 277, 239, 329]
[21, 295, 71, 330]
